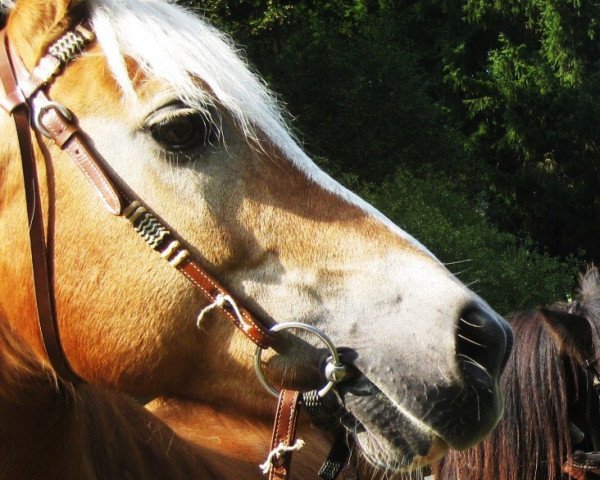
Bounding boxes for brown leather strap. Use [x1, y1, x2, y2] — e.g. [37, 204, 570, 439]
[7, 39, 123, 216]
[0, 33, 24, 112]
[35, 101, 123, 215]
[19, 38, 273, 348]
[9, 55, 58, 101]
[30, 90, 272, 345]
[0, 31, 80, 383]
[268, 389, 302, 480]
[30, 78, 273, 347]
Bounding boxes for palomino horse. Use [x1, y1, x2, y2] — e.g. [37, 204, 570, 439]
[434, 266, 600, 480]
[0, 0, 512, 477]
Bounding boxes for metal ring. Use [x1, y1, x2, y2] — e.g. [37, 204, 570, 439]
[32, 101, 73, 138]
[254, 321, 345, 398]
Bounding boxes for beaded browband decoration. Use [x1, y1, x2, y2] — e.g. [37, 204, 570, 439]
[38, 28, 192, 270]
[123, 201, 190, 268]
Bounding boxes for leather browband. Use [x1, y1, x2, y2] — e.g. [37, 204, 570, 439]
[0, 26, 275, 382]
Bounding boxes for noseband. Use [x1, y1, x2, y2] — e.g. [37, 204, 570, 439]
[0, 24, 354, 480]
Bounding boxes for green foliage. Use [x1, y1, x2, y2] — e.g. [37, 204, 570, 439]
[265, 13, 467, 180]
[445, 0, 600, 259]
[197, 1, 471, 181]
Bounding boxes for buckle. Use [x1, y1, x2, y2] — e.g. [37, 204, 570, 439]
[32, 101, 72, 138]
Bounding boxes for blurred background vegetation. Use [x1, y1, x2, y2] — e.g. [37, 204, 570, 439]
[188, 1, 599, 314]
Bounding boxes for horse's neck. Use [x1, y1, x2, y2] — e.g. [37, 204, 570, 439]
[148, 398, 336, 480]
[0, 319, 216, 480]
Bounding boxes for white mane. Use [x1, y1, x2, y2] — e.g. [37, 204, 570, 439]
[1, 0, 298, 155]
[89, 0, 291, 147]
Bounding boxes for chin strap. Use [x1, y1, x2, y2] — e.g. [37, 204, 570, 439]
[301, 389, 357, 480]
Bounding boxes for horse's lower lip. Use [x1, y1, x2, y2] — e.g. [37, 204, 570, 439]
[340, 366, 503, 451]
[343, 382, 445, 471]
[359, 433, 449, 472]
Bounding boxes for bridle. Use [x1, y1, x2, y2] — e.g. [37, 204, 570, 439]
[0, 23, 275, 375]
[0, 22, 356, 480]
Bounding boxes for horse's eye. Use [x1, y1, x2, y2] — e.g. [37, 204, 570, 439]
[147, 106, 219, 152]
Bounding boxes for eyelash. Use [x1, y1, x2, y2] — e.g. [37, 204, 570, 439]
[146, 104, 221, 155]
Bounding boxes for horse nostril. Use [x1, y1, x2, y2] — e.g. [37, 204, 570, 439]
[456, 305, 511, 386]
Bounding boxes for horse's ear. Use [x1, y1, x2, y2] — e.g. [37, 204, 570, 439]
[579, 265, 600, 319]
[540, 307, 593, 362]
[5, 0, 87, 67]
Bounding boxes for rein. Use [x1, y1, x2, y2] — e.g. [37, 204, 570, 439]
[0, 24, 355, 480]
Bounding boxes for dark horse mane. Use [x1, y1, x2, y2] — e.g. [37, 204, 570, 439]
[434, 267, 600, 480]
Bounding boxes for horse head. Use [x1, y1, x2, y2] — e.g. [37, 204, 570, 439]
[0, 0, 511, 472]
[542, 266, 600, 462]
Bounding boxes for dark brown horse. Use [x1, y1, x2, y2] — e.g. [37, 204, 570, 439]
[434, 266, 600, 480]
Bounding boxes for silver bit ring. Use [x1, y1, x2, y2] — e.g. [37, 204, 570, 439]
[254, 322, 347, 398]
